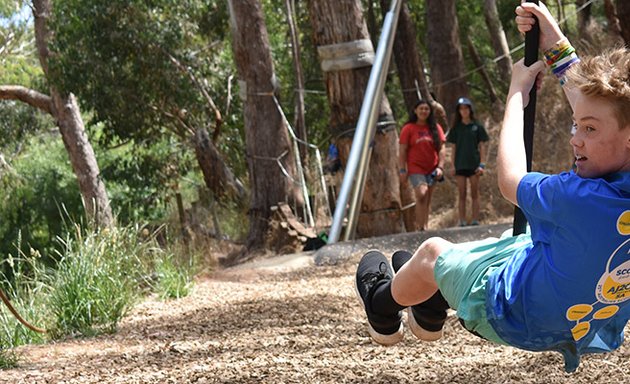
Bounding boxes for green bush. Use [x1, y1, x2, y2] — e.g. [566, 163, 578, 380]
[0, 136, 83, 271]
[46, 225, 148, 337]
[0, 222, 195, 350]
[0, 249, 50, 345]
[153, 252, 192, 300]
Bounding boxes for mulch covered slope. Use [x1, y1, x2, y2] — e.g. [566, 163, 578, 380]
[2, 249, 629, 383]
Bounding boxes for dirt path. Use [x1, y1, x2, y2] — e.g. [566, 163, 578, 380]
[2, 249, 629, 383]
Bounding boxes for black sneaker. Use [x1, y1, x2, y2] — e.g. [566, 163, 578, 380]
[355, 251, 404, 345]
[391, 249, 413, 272]
[391, 249, 447, 342]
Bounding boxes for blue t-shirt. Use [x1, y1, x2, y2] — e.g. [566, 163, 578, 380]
[486, 171, 630, 372]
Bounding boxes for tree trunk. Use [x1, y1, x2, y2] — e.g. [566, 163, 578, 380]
[425, 0, 469, 120]
[379, 0, 430, 110]
[285, 0, 308, 167]
[603, 0, 622, 40]
[575, 0, 593, 44]
[307, 0, 403, 238]
[193, 127, 246, 202]
[165, 52, 245, 204]
[616, 0, 630, 46]
[53, 92, 114, 227]
[483, 0, 512, 83]
[228, 0, 303, 253]
[465, 34, 499, 104]
[377, 0, 448, 131]
[27, 0, 114, 228]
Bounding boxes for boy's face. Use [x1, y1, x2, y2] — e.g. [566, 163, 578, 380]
[570, 93, 630, 178]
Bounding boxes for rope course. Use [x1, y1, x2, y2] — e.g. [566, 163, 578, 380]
[236, 0, 602, 235]
[238, 83, 331, 233]
[285, 0, 600, 96]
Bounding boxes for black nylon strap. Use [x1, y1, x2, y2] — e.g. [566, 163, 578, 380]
[513, 0, 540, 236]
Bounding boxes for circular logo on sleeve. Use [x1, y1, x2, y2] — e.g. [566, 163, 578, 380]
[567, 212, 630, 341]
[596, 238, 630, 304]
[618, 210, 630, 235]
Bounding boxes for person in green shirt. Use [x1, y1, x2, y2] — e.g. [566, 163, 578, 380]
[447, 98, 489, 226]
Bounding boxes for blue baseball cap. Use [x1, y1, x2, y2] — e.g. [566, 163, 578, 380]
[456, 97, 473, 107]
[456, 97, 474, 113]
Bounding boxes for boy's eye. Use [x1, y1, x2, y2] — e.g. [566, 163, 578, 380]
[572, 123, 595, 134]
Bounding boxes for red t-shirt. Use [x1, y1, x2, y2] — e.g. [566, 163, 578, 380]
[399, 122, 445, 175]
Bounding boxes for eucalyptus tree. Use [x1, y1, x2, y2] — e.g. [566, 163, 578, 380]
[0, 0, 114, 228]
[48, 0, 245, 206]
[425, 0, 468, 119]
[616, 0, 630, 46]
[307, 0, 403, 238]
[227, 0, 304, 255]
[0, 1, 46, 147]
[483, 0, 512, 83]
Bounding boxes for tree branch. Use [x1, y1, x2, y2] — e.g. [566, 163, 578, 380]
[163, 50, 223, 143]
[0, 85, 53, 115]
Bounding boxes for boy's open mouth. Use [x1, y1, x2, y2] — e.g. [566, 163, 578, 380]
[575, 154, 587, 163]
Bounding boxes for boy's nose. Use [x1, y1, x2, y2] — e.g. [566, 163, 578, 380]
[569, 134, 583, 147]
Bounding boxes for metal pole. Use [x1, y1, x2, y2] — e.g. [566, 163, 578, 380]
[327, 0, 402, 243]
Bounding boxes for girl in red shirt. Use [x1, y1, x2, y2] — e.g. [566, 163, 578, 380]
[399, 100, 446, 231]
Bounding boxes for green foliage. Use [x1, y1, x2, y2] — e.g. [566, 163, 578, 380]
[50, 0, 196, 141]
[0, 3, 41, 87]
[0, 221, 196, 354]
[45, 226, 142, 337]
[49, 0, 239, 142]
[0, 135, 84, 265]
[0, 102, 52, 149]
[0, 1, 25, 19]
[98, 136, 196, 224]
[0, 348, 18, 368]
[49, 0, 249, 196]
[198, 0, 229, 41]
[153, 252, 192, 300]
[0, 249, 49, 349]
[0, 129, 197, 276]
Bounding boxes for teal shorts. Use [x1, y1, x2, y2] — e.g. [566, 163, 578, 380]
[434, 233, 532, 344]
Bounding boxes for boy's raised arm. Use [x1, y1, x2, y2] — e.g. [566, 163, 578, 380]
[497, 60, 545, 206]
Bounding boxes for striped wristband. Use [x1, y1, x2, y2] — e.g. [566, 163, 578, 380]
[544, 39, 580, 85]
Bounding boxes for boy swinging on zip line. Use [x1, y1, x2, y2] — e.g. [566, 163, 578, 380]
[355, 1, 630, 373]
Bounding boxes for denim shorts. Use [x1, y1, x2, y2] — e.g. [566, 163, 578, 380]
[434, 234, 532, 344]
[409, 173, 434, 188]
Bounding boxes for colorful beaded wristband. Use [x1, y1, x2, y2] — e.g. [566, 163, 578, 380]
[543, 39, 580, 85]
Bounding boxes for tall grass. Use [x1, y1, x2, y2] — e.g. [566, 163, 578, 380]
[0, 223, 194, 367]
[45, 225, 141, 337]
[0, 247, 51, 368]
[153, 251, 193, 300]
